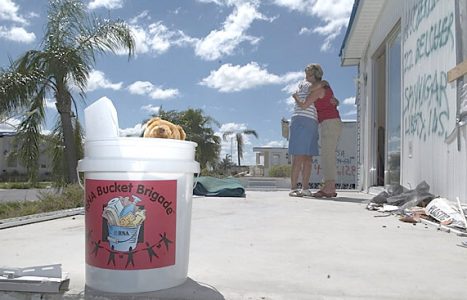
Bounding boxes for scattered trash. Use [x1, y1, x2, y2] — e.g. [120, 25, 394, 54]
[425, 198, 466, 229]
[456, 197, 467, 228]
[368, 181, 435, 209]
[377, 204, 400, 212]
[437, 226, 451, 233]
[366, 181, 467, 239]
[399, 215, 420, 223]
[0, 264, 69, 293]
[374, 213, 391, 218]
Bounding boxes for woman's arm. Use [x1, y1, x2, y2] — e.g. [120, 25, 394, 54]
[292, 92, 302, 104]
[292, 80, 328, 105]
[300, 87, 325, 109]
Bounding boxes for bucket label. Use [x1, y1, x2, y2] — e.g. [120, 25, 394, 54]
[85, 179, 177, 270]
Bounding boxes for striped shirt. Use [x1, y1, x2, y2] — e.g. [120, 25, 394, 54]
[293, 80, 318, 120]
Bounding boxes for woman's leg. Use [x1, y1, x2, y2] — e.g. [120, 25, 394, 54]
[301, 156, 312, 190]
[320, 119, 342, 193]
[291, 155, 303, 190]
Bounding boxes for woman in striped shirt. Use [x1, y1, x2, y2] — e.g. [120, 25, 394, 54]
[288, 64, 325, 197]
[295, 64, 342, 198]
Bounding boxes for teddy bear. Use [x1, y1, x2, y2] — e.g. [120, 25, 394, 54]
[142, 117, 186, 140]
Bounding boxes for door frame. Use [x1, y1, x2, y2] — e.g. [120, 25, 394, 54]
[369, 22, 402, 188]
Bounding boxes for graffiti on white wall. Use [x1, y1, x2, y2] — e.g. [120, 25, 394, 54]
[402, 0, 455, 141]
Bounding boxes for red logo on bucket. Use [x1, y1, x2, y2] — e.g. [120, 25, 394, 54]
[85, 179, 176, 270]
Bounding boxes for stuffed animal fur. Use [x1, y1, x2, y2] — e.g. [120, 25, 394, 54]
[143, 117, 186, 140]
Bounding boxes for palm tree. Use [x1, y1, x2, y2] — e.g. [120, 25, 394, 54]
[222, 129, 258, 166]
[0, 0, 135, 183]
[218, 154, 234, 173]
[156, 108, 221, 170]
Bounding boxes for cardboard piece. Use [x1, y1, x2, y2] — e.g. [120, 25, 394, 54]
[0, 264, 69, 293]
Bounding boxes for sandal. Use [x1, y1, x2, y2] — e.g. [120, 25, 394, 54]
[289, 189, 303, 197]
[312, 190, 337, 198]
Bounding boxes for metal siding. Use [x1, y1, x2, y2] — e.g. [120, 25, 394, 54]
[348, 0, 467, 201]
[401, 0, 461, 201]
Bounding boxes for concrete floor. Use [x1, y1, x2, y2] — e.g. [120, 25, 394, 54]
[0, 190, 466, 300]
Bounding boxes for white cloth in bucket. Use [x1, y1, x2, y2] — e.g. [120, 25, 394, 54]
[84, 96, 120, 141]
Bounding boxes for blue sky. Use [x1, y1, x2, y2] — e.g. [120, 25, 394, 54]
[0, 0, 357, 165]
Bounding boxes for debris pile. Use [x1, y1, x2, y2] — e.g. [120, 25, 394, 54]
[366, 181, 467, 235]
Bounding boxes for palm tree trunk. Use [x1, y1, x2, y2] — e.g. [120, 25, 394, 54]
[237, 143, 241, 166]
[56, 91, 78, 184]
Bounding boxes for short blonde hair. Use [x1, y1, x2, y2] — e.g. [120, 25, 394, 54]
[305, 64, 323, 80]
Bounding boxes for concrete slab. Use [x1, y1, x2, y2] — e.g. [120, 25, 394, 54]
[0, 191, 466, 299]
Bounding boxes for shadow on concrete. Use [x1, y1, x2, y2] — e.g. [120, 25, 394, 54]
[331, 196, 369, 204]
[302, 196, 369, 204]
[84, 277, 225, 300]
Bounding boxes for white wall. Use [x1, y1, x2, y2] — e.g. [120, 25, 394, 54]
[356, 0, 466, 202]
[401, 0, 465, 201]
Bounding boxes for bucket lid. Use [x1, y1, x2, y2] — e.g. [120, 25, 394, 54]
[84, 138, 198, 161]
[77, 158, 200, 173]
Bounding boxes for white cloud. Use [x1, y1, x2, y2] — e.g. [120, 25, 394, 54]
[128, 81, 153, 95]
[122, 4, 271, 60]
[149, 88, 179, 99]
[343, 109, 356, 116]
[299, 27, 312, 35]
[272, 0, 353, 51]
[86, 70, 123, 92]
[196, 0, 224, 5]
[0, 117, 21, 132]
[196, 0, 258, 6]
[88, 0, 124, 10]
[127, 81, 179, 100]
[264, 140, 285, 147]
[119, 123, 143, 137]
[141, 104, 161, 115]
[127, 21, 197, 56]
[194, 2, 269, 61]
[0, 26, 35, 43]
[219, 122, 248, 133]
[342, 96, 355, 106]
[216, 122, 260, 165]
[44, 98, 56, 110]
[0, 0, 27, 24]
[200, 62, 302, 93]
[129, 10, 150, 24]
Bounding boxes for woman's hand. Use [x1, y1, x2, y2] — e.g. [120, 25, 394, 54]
[331, 96, 339, 106]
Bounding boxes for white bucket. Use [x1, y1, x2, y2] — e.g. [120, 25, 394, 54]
[77, 137, 199, 293]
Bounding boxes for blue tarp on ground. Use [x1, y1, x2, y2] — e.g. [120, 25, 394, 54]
[193, 176, 246, 197]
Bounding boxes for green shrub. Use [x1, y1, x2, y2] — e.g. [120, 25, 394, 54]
[268, 165, 291, 177]
[0, 184, 83, 220]
[0, 182, 52, 189]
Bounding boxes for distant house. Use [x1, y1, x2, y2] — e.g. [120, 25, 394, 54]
[253, 121, 357, 188]
[340, 0, 467, 202]
[0, 131, 53, 181]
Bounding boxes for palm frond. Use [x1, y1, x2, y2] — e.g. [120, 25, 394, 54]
[0, 65, 45, 113]
[14, 91, 47, 183]
[222, 130, 235, 141]
[45, 0, 86, 49]
[78, 17, 135, 60]
[242, 129, 258, 138]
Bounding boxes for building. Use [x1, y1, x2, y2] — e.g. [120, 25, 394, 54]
[253, 121, 357, 189]
[340, 0, 467, 202]
[0, 131, 53, 181]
